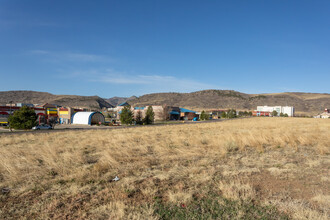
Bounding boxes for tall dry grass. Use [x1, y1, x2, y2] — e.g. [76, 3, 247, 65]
[0, 117, 329, 219]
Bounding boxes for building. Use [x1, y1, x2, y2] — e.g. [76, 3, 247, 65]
[168, 107, 181, 120]
[314, 108, 330, 119]
[252, 111, 271, 117]
[58, 107, 83, 124]
[113, 103, 197, 121]
[209, 109, 227, 119]
[0, 105, 47, 125]
[36, 103, 59, 119]
[71, 112, 105, 125]
[16, 103, 34, 107]
[255, 106, 295, 117]
[133, 105, 171, 121]
[179, 108, 197, 120]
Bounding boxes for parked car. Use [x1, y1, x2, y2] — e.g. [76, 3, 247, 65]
[32, 124, 53, 130]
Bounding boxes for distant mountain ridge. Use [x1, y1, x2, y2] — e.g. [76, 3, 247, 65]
[0, 91, 113, 109]
[126, 90, 330, 115]
[1, 90, 329, 114]
[105, 96, 137, 106]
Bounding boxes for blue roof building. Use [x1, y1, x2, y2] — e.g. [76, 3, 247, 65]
[179, 108, 196, 113]
[118, 102, 130, 107]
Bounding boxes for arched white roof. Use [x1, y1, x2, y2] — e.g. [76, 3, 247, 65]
[72, 112, 104, 125]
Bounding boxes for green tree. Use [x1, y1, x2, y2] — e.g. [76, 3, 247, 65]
[238, 111, 244, 117]
[280, 112, 284, 117]
[200, 110, 209, 120]
[243, 111, 249, 117]
[143, 106, 155, 125]
[221, 111, 227, 118]
[120, 105, 133, 125]
[8, 106, 37, 130]
[227, 109, 237, 118]
[284, 113, 288, 117]
[143, 106, 154, 124]
[272, 110, 278, 117]
[135, 110, 143, 125]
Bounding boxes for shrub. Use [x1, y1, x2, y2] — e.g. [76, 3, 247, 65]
[8, 106, 37, 129]
[200, 110, 209, 120]
[272, 110, 278, 117]
[135, 110, 143, 125]
[120, 106, 133, 125]
[143, 106, 154, 125]
[227, 109, 237, 118]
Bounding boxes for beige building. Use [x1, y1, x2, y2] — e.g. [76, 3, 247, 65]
[133, 105, 169, 121]
[58, 107, 84, 124]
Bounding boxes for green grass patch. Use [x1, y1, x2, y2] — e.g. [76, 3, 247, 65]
[154, 195, 290, 220]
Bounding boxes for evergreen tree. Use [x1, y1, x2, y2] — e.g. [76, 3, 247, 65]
[227, 109, 237, 118]
[200, 110, 209, 120]
[238, 111, 244, 117]
[272, 110, 278, 117]
[135, 110, 143, 125]
[8, 106, 37, 129]
[143, 106, 154, 124]
[120, 105, 133, 125]
[221, 111, 227, 118]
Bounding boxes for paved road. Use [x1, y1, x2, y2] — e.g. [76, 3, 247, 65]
[0, 117, 250, 136]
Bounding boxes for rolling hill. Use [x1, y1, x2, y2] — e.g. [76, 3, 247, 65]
[127, 90, 330, 115]
[0, 91, 113, 109]
[105, 96, 137, 106]
[1, 90, 329, 115]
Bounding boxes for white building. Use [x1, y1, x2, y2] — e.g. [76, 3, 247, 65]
[256, 106, 295, 117]
[314, 109, 330, 119]
[72, 112, 105, 125]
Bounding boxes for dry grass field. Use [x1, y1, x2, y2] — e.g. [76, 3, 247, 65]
[0, 118, 329, 219]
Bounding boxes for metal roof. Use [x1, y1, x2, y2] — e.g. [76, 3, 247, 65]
[118, 102, 129, 106]
[179, 108, 196, 113]
[170, 111, 180, 115]
[134, 107, 145, 110]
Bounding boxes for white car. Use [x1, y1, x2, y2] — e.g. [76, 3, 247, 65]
[32, 124, 53, 130]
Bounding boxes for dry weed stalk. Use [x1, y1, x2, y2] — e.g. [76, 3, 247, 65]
[0, 118, 329, 219]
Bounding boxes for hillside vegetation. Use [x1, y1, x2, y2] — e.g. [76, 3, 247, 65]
[105, 96, 137, 106]
[0, 91, 112, 109]
[128, 90, 330, 115]
[0, 118, 329, 219]
[1, 90, 329, 114]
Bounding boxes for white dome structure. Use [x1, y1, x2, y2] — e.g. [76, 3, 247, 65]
[72, 112, 105, 125]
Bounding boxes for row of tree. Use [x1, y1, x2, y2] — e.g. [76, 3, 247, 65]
[120, 105, 155, 125]
[218, 109, 252, 119]
[199, 109, 253, 120]
[271, 110, 289, 117]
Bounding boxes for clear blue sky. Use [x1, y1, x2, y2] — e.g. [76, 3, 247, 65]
[1, 0, 329, 97]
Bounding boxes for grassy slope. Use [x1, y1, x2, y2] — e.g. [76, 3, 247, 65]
[0, 118, 329, 219]
[128, 90, 330, 115]
[0, 91, 112, 109]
